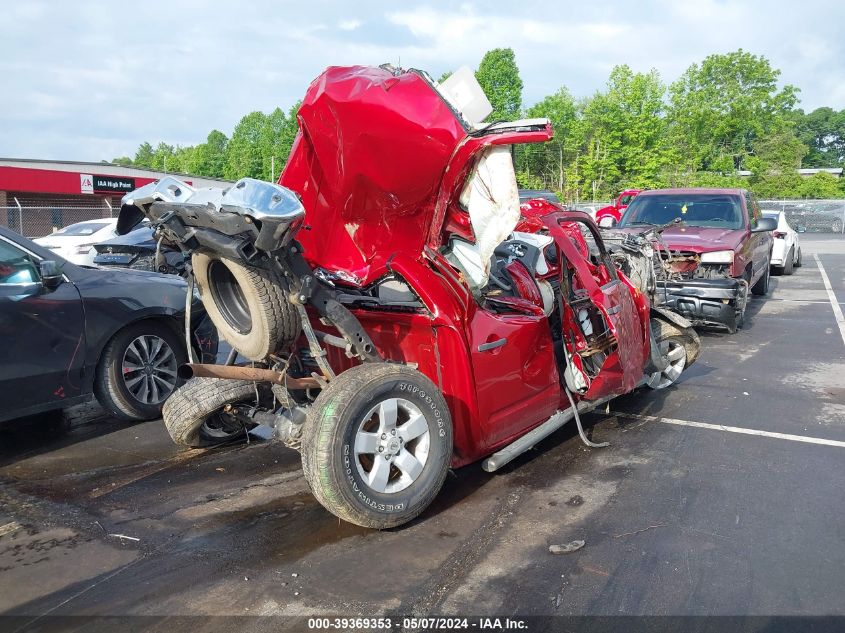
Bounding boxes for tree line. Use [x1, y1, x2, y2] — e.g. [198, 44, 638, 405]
[113, 48, 845, 203]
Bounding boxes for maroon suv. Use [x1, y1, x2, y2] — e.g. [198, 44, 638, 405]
[614, 188, 777, 332]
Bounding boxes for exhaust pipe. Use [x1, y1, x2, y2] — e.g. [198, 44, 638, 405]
[178, 363, 321, 390]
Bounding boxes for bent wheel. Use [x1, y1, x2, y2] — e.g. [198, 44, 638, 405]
[647, 318, 699, 389]
[301, 363, 452, 529]
[162, 377, 257, 447]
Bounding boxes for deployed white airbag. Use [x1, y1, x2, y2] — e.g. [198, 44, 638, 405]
[450, 145, 521, 290]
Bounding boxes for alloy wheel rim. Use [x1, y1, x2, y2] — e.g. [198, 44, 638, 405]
[353, 397, 430, 494]
[647, 340, 686, 389]
[121, 335, 178, 404]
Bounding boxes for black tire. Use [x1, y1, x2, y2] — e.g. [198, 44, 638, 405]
[795, 247, 803, 268]
[301, 363, 452, 529]
[192, 252, 300, 361]
[783, 248, 795, 275]
[162, 377, 257, 447]
[751, 262, 770, 296]
[94, 321, 187, 421]
[652, 317, 700, 368]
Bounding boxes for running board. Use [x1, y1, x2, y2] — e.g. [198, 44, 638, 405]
[481, 395, 613, 472]
[481, 377, 648, 473]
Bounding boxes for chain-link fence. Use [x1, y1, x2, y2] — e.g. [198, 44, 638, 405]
[759, 199, 845, 234]
[1, 199, 117, 238]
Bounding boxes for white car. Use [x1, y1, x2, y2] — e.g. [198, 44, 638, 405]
[34, 218, 119, 266]
[762, 210, 802, 275]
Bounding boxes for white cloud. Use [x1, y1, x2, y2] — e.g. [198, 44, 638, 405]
[338, 19, 362, 31]
[0, 0, 842, 161]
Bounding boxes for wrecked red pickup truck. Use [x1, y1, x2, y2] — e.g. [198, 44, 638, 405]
[117, 65, 699, 528]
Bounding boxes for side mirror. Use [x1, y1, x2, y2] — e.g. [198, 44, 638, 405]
[751, 216, 778, 233]
[598, 216, 617, 228]
[39, 260, 64, 288]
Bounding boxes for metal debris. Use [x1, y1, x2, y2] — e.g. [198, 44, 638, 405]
[548, 540, 585, 555]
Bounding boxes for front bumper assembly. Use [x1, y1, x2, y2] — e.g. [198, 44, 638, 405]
[656, 278, 746, 331]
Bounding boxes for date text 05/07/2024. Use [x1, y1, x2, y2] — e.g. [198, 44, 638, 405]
[307, 617, 528, 630]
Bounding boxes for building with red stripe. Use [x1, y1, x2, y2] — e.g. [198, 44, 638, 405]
[1, 158, 231, 237]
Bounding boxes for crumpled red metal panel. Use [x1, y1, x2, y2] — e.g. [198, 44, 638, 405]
[544, 213, 648, 398]
[280, 66, 467, 286]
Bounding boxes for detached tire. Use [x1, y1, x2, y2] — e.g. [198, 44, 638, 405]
[192, 252, 300, 361]
[301, 363, 452, 529]
[162, 377, 257, 447]
[95, 321, 187, 421]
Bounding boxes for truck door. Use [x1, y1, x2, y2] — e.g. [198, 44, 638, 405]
[545, 215, 648, 401]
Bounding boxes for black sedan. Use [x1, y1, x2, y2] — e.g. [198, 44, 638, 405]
[93, 224, 186, 274]
[0, 226, 216, 424]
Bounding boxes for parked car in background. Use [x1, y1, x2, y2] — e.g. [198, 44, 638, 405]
[0, 226, 217, 426]
[762, 210, 802, 275]
[34, 218, 118, 266]
[518, 189, 561, 204]
[596, 189, 641, 227]
[612, 188, 776, 333]
[93, 223, 186, 275]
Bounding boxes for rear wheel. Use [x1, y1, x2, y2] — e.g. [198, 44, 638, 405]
[795, 248, 803, 268]
[783, 247, 795, 275]
[301, 363, 452, 529]
[192, 252, 300, 361]
[162, 377, 257, 447]
[95, 322, 186, 420]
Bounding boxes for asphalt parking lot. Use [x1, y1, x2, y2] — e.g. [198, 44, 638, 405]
[1, 234, 844, 628]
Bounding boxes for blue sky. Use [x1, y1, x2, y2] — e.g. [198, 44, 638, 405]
[2, 0, 843, 162]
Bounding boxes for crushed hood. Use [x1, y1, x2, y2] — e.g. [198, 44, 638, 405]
[280, 66, 468, 286]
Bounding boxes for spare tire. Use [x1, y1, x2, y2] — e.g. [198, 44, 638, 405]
[192, 252, 300, 361]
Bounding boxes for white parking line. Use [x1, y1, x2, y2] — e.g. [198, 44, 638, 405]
[614, 412, 845, 449]
[814, 253, 845, 347]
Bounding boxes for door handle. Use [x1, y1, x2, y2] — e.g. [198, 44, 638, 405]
[478, 338, 507, 352]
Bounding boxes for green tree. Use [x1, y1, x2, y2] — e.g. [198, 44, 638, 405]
[475, 48, 523, 121]
[666, 50, 799, 174]
[111, 156, 133, 166]
[791, 107, 845, 167]
[260, 105, 300, 181]
[798, 172, 842, 199]
[519, 87, 579, 198]
[133, 142, 155, 168]
[190, 129, 229, 178]
[224, 111, 268, 180]
[150, 142, 175, 172]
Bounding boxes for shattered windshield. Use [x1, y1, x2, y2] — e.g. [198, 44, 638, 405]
[619, 194, 743, 229]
